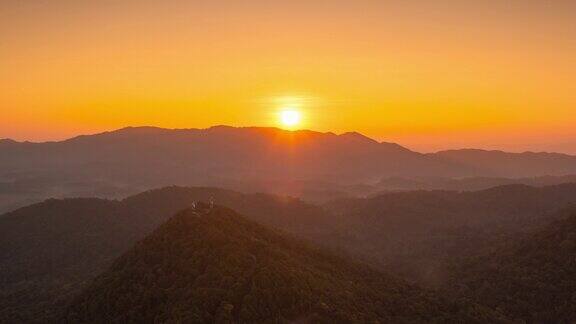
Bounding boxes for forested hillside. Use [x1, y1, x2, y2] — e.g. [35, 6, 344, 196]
[445, 208, 576, 322]
[0, 187, 331, 323]
[63, 205, 504, 323]
[325, 184, 576, 285]
[3, 184, 576, 322]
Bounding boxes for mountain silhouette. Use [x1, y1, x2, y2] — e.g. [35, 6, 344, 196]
[435, 149, 576, 178]
[376, 175, 576, 192]
[2, 126, 576, 214]
[0, 126, 466, 184]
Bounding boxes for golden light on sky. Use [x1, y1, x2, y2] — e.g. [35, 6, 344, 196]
[273, 95, 307, 129]
[1, 0, 575, 153]
[280, 110, 302, 129]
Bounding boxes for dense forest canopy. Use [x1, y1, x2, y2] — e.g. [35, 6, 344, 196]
[2, 184, 576, 322]
[63, 206, 503, 323]
[445, 208, 576, 322]
[0, 187, 332, 323]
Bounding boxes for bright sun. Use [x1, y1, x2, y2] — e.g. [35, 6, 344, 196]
[280, 110, 301, 128]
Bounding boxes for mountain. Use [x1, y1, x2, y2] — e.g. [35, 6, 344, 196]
[435, 149, 576, 178]
[0, 186, 331, 323]
[62, 205, 504, 323]
[445, 208, 576, 322]
[0, 198, 123, 323]
[376, 175, 576, 192]
[4, 183, 576, 322]
[0, 126, 453, 214]
[0, 126, 459, 186]
[0, 139, 17, 146]
[324, 184, 576, 286]
[4, 125, 576, 213]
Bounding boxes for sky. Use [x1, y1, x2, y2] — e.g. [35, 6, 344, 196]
[1, 0, 575, 153]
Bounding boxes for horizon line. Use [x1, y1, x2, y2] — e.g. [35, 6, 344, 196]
[1, 124, 574, 157]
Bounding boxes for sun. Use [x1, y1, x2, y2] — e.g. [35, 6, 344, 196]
[280, 109, 301, 128]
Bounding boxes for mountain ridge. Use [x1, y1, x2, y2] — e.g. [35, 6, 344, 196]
[3, 183, 576, 322]
[3, 126, 575, 156]
[0, 186, 336, 323]
[1, 125, 576, 214]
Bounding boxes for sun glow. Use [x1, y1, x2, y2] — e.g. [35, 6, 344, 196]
[280, 110, 302, 128]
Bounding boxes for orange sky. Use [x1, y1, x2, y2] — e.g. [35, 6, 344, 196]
[1, 0, 575, 153]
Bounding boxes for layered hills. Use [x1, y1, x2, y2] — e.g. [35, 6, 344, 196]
[2, 126, 576, 213]
[0, 187, 331, 323]
[3, 184, 576, 322]
[324, 184, 576, 285]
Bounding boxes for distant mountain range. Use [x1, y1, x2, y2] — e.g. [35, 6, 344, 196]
[3, 126, 576, 179]
[376, 174, 576, 192]
[1, 126, 576, 213]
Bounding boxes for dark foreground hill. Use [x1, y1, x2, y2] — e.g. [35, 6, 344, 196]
[445, 208, 576, 322]
[4, 184, 576, 322]
[63, 206, 504, 323]
[0, 187, 331, 323]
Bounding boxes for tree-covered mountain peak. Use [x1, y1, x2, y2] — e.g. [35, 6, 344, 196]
[64, 206, 504, 323]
